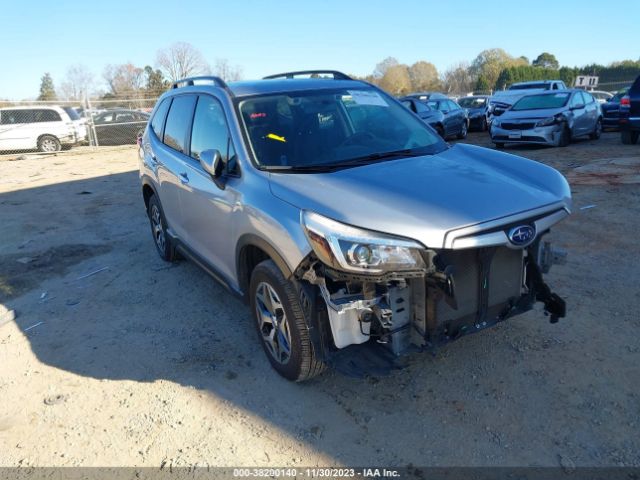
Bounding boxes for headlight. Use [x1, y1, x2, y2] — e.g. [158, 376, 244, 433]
[301, 211, 425, 274]
[536, 115, 562, 127]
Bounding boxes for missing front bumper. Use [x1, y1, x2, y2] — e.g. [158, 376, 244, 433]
[296, 239, 567, 377]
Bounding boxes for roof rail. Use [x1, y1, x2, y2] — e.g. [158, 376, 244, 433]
[263, 70, 352, 80]
[171, 76, 229, 90]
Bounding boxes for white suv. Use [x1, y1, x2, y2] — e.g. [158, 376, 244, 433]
[0, 106, 87, 152]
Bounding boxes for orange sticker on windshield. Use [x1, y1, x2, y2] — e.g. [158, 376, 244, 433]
[267, 133, 286, 142]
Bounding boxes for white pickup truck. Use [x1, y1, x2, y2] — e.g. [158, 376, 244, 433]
[489, 80, 568, 120]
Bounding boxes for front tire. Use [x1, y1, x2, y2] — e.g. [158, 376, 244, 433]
[249, 260, 325, 382]
[147, 194, 177, 262]
[558, 123, 571, 147]
[38, 135, 61, 152]
[590, 118, 602, 140]
[457, 121, 468, 139]
[621, 129, 639, 145]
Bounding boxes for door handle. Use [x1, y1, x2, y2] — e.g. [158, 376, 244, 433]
[179, 172, 189, 184]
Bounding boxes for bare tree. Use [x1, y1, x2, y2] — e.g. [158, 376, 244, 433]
[373, 57, 400, 78]
[103, 63, 144, 97]
[156, 42, 210, 82]
[213, 58, 243, 81]
[59, 64, 94, 100]
[442, 62, 475, 95]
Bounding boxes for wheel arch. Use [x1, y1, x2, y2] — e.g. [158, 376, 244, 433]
[236, 234, 293, 300]
[141, 179, 158, 210]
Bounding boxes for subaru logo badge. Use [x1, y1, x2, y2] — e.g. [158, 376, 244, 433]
[508, 225, 536, 247]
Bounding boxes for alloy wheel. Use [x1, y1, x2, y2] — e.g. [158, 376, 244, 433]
[254, 281, 292, 364]
[150, 204, 165, 252]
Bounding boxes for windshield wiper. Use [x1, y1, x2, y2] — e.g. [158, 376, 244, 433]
[260, 148, 434, 173]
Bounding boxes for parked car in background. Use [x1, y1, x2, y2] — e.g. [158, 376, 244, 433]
[457, 95, 489, 131]
[139, 71, 569, 381]
[92, 109, 149, 145]
[619, 75, 640, 145]
[425, 97, 468, 139]
[405, 91, 448, 102]
[399, 96, 445, 136]
[0, 106, 87, 152]
[491, 89, 602, 148]
[601, 88, 629, 130]
[489, 80, 567, 120]
[588, 90, 614, 104]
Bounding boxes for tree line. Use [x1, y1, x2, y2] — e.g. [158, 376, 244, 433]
[34, 45, 640, 102]
[355, 50, 640, 96]
[35, 42, 242, 102]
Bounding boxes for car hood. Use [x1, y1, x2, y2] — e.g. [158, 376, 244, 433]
[268, 143, 571, 249]
[466, 107, 486, 116]
[497, 108, 565, 121]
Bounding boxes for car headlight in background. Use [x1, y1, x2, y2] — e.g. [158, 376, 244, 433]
[301, 211, 425, 274]
[536, 115, 564, 127]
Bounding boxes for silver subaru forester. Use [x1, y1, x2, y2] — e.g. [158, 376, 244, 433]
[139, 70, 570, 381]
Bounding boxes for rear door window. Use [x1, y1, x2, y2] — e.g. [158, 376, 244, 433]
[163, 95, 196, 154]
[34, 109, 62, 122]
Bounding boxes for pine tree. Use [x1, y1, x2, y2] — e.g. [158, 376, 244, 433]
[37, 73, 57, 101]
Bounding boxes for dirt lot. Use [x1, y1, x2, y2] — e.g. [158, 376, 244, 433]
[1, 133, 639, 469]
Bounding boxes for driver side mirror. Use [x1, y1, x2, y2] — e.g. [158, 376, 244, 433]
[441, 110, 449, 114]
[200, 149, 224, 178]
[571, 103, 585, 110]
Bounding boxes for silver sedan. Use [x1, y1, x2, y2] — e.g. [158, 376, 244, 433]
[490, 90, 602, 148]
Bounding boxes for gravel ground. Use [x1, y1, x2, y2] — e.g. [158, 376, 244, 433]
[0, 133, 639, 468]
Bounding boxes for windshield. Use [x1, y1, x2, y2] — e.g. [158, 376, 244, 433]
[238, 87, 445, 169]
[62, 106, 80, 120]
[511, 93, 570, 111]
[458, 97, 486, 108]
[509, 83, 549, 90]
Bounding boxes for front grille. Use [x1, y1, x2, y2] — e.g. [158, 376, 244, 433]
[501, 122, 536, 130]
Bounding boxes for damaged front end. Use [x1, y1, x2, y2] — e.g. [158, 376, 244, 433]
[295, 210, 568, 376]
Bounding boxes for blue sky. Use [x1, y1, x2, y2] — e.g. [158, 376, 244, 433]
[1, 0, 638, 99]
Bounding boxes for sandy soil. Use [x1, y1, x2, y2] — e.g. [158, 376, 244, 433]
[0, 133, 639, 468]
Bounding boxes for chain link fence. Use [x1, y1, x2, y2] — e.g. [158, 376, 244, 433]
[0, 97, 159, 158]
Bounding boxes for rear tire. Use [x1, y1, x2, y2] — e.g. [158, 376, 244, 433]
[589, 118, 602, 140]
[249, 259, 325, 382]
[37, 135, 61, 152]
[147, 194, 177, 262]
[481, 117, 488, 132]
[621, 129, 639, 145]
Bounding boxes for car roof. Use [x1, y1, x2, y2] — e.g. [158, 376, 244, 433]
[227, 78, 367, 97]
[511, 80, 563, 86]
[0, 105, 62, 111]
[406, 91, 448, 99]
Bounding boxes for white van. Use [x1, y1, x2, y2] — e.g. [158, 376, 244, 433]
[0, 106, 87, 152]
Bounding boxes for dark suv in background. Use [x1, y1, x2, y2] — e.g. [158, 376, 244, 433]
[620, 75, 640, 144]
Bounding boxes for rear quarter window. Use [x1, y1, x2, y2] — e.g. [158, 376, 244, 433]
[150, 98, 171, 139]
[1, 109, 35, 124]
